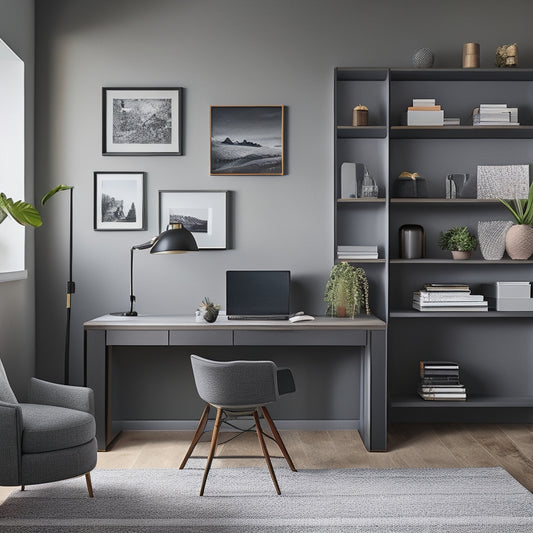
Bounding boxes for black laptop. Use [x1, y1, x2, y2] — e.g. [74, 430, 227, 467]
[226, 270, 291, 320]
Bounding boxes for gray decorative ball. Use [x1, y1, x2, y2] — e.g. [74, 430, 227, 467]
[412, 48, 434, 69]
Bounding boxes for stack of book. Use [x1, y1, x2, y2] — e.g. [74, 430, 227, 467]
[405, 98, 444, 126]
[412, 283, 488, 312]
[472, 104, 519, 126]
[418, 361, 467, 401]
[337, 245, 378, 260]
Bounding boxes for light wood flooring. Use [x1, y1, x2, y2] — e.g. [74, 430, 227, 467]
[1, 423, 532, 504]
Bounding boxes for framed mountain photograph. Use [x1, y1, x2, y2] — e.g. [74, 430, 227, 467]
[210, 105, 285, 175]
[103, 87, 183, 155]
[158, 190, 229, 249]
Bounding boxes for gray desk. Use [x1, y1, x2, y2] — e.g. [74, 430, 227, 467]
[84, 314, 387, 451]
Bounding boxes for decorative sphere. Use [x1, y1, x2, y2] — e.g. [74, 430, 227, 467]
[412, 48, 434, 68]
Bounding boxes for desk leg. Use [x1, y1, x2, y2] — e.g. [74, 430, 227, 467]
[359, 329, 387, 451]
[85, 329, 108, 451]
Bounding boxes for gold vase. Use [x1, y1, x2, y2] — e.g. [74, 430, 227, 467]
[505, 224, 533, 260]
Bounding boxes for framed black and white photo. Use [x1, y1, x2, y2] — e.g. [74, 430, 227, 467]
[103, 88, 183, 155]
[159, 190, 229, 249]
[210, 105, 285, 175]
[94, 171, 146, 230]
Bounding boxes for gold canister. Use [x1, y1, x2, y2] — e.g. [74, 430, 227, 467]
[352, 105, 368, 126]
[463, 42, 480, 68]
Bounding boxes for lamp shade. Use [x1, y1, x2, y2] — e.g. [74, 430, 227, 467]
[150, 223, 198, 254]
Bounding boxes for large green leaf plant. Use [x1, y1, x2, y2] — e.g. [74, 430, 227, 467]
[0, 185, 71, 228]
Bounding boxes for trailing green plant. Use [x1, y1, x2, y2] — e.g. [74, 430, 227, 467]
[498, 181, 533, 225]
[324, 262, 370, 317]
[438, 226, 477, 252]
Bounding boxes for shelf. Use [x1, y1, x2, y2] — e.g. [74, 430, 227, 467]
[390, 198, 502, 205]
[336, 259, 386, 264]
[390, 394, 533, 408]
[390, 68, 533, 82]
[336, 68, 388, 81]
[338, 198, 386, 203]
[390, 125, 533, 139]
[337, 126, 388, 139]
[390, 258, 532, 264]
[390, 310, 533, 318]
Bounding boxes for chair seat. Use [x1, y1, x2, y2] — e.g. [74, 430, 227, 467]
[20, 403, 96, 454]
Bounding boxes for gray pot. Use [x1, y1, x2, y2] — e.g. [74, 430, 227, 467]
[478, 220, 513, 260]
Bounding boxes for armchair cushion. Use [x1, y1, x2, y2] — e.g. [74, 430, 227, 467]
[28, 378, 95, 415]
[20, 403, 96, 454]
[0, 361, 18, 404]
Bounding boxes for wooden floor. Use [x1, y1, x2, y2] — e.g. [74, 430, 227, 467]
[1, 423, 532, 503]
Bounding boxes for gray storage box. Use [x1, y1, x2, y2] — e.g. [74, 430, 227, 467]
[482, 282, 531, 299]
[486, 296, 533, 311]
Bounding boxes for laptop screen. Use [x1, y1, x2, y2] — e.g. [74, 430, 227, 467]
[226, 270, 291, 319]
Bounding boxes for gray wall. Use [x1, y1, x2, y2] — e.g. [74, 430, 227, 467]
[0, 0, 34, 399]
[34, 0, 533, 421]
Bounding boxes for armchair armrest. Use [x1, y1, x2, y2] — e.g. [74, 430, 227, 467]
[28, 378, 95, 415]
[0, 400, 22, 485]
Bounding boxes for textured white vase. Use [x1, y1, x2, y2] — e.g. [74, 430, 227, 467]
[505, 224, 533, 260]
[478, 220, 513, 260]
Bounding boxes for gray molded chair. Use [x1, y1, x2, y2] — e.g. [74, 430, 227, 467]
[0, 358, 97, 496]
[180, 354, 297, 495]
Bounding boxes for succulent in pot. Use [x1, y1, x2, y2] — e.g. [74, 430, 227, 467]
[438, 226, 477, 260]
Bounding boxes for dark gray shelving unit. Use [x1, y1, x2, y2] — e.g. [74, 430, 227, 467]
[335, 67, 533, 425]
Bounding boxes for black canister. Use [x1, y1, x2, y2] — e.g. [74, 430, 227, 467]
[400, 224, 425, 259]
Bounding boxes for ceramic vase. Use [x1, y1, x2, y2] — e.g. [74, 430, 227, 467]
[505, 224, 533, 260]
[478, 220, 513, 260]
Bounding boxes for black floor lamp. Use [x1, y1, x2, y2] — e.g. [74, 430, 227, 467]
[112, 223, 198, 317]
[42, 185, 74, 385]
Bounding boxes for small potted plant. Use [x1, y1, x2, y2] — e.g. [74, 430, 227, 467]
[498, 181, 533, 259]
[438, 226, 477, 260]
[199, 297, 220, 323]
[324, 262, 370, 317]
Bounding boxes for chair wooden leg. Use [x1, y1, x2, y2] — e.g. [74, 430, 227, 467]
[179, 403, 211, 469]
[253, 409, 281, 495]
[261, 406, 297, 471]
[85, 472, 94, 498]
[200, 407, 223, 496]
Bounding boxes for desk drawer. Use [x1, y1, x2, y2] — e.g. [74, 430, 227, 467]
[106, 330, 168, 346]
[233, 329, 366, 346]
[169, 330, 233, 346]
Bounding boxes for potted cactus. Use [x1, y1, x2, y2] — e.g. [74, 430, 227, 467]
[199, 297, 220, 323]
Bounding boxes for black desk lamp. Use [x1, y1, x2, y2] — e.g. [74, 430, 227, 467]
[113, 223, 198, 317]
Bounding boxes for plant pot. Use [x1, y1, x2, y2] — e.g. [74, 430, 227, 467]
[478, 220, 513, 260]
[505, 224, 533, 260]
[336, 305, 347, 318]
[451, 250, 471, 260]
[203, 308, 219, 323]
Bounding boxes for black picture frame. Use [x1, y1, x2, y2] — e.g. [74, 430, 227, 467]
[102, 87, 183, 155]
[210, 105, 285, 175]
[94, 171, 146, 231]
[158, 190, 229, 249]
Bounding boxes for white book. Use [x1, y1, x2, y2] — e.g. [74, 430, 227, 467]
[413, 299, 487, 307]
[479, 103, 508, 108]
[413, 303, 488, 312]
[406, 110, 444, 126]
[413, 98, 436, 107]
[338, 245, 378, 251]
[415, 291, 483, 302]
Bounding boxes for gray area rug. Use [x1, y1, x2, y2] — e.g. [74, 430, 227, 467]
[0, 467, 532, 532]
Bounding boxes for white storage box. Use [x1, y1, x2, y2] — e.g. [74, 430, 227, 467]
[482, 282, 531, 299]
[486, 296, 533, 311]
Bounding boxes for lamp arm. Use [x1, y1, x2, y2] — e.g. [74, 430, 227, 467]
[127, 237, 157, 315]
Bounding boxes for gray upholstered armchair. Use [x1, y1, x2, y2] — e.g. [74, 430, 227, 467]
[0, 359, 97, 496]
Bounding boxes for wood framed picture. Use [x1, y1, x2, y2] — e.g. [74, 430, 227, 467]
[94, 171, 146, 230]
[210, 105, 285, 175]
[102, 88, 183, 155]
[158, 190, 229, 249]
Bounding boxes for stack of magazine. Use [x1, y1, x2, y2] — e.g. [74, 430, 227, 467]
[412, 283, 488, 312]
[418, 361, 466, 401]
[337, 245, 378, 260]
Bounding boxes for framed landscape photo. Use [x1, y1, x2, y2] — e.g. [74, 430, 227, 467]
[103, 88, 183, 155]
[94, 171, 146, 230]
[210, 105, 285, 175]
[159, 190, 229, 249]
